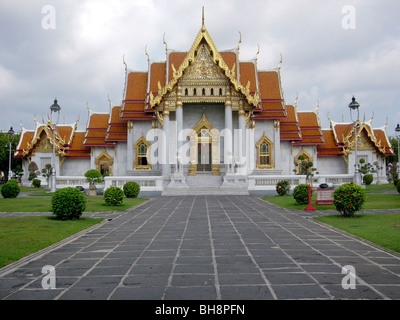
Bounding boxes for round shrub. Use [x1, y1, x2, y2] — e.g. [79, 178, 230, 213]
[333, 183, 366, 217]
[123, 181, 140, 198]
[1, 180, 20, 198]
[363, 174, 373, 185]
[51, 187, 86, 220]
[396, 180, 400, 194]
[293, 184, 310, 205]
[32, 179, 41, 188]
[104, 186, 124, 206]
[276, 180, 290, 196]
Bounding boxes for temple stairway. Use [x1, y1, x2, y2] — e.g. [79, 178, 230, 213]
[161, 173, 249, 196]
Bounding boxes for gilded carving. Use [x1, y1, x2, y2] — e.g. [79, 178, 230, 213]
[182, 45, 226, 81]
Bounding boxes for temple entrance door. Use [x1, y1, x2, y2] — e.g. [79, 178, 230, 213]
[197, 140, 212, 172]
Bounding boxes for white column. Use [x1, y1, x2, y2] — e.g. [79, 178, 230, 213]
[224, 88, 233, 170]
[238, 100, 246, 174]
[176, 86, 183, 153]
[127, 121, 134, 170]
[162, 102, 170, 176]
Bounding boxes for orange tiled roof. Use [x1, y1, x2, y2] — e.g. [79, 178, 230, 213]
[292, 111, 324, 145]
[84, 112, 115, 147]
[239, 62, 257, 94]
[64, 131, 91, 158]
[317, 130, 344, 156]
[14, 130, 35, 158]
[252, 71, 286, 119]
[106, 106, 127, 142]
[374, 128, 394, 156]
[280, 105, 301, 141]
[121, 71, 156, 121]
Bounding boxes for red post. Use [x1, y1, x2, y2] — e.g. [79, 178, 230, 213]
[305, 184, 316, 211]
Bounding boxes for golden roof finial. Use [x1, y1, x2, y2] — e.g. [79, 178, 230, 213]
[294, 92, 299, 108]
[145, 45, 150, 63]
[123, 54, 127, 72]
[255, 44, 260, 66]
[237, 31, 242, 55]
[201, 7, 206, 32]
[163, 33, 168, 55]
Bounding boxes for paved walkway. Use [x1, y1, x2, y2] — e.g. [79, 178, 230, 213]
[0, 196, 399, 300]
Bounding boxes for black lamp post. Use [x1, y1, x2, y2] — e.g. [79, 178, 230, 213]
[50, 99, 61, 192]
[395, 123, 400, 175]
[7, 127, 15, 180]
[349, 96, 361, 185]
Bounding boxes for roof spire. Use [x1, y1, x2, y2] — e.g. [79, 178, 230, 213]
[202, 6, 205, 31]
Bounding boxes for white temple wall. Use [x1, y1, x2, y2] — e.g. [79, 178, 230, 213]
[317, 157, 348, 174]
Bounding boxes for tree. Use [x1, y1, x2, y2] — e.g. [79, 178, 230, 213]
[42, 163, 52, 187]
[0, 131, 21, 181]
[294, 155, 318, 185]
[84, 169, 103, 191]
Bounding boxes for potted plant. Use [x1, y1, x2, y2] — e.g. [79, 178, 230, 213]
[84, 169, 103, 196]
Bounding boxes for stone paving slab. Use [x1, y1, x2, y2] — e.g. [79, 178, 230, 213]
[0, 195, 400, 300]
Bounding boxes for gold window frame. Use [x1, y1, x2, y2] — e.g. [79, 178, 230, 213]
[134, 135, 152, 170]
[256, 133, 274, 169]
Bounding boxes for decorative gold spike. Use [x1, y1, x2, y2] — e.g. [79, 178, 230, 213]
[231, 63, 236, 78]
[145, 45, 150, 62]
[171, 63, 176, 76]
[163, 33, 168, 54]
[201, 7, 205, 31]
[237, 31, 242, 54]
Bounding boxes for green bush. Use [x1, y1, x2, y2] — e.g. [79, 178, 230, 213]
[51, 187, 87, 220]
[32, 179, 41, 188]
[293, 184, 310, 205]
[276, 180, 290, 196]
[123, 181, 141, 198]
[85, 169, 102, 190]
[396, 180, 400, 194]
[104, 186, 124, 206]
[333, 183, 366, 217]
[1, 180, 20, 198]
[363, 174, 373, 185]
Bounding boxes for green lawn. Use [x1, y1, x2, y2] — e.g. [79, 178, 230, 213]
[263, 184, 400, 254]
[264, 185, 400, 211]
[0, 216, 103, 268]
[0, 196, 148, 212]
[315, 213, 400, 253]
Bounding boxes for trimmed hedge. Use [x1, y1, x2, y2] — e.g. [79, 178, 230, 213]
[51, 187, 87, 220]
[104, 186, 124, 206]
[276, 180, 290, 196]
[1, 180, 20, 198]
[293, 184, 310, 205]
[363, 174, 373, 185]
[333, 183, 366, 217]
[123, 181, 140, 198]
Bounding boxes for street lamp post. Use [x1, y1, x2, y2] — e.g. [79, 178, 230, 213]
[349, 96, 361, 185]
[50, 99, 61, 192]
[7, 127, 15, 181]
[395, 123, 400, 176]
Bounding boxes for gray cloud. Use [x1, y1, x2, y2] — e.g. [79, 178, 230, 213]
[1, 0, 399, 136]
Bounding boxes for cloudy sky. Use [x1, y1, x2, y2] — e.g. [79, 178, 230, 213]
[1, 0, 399, 137]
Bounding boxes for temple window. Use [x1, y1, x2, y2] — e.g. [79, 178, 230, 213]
[185, 88, 188, 96]
[96, 150, 113, 176]
[219, 88, 223, 96]
[210, 88, 214, 96]
[256, 134, 274, 169]
[193, 88, 197, 96]
[134, 135, 151, 170]
[202, 88, 206, 96]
